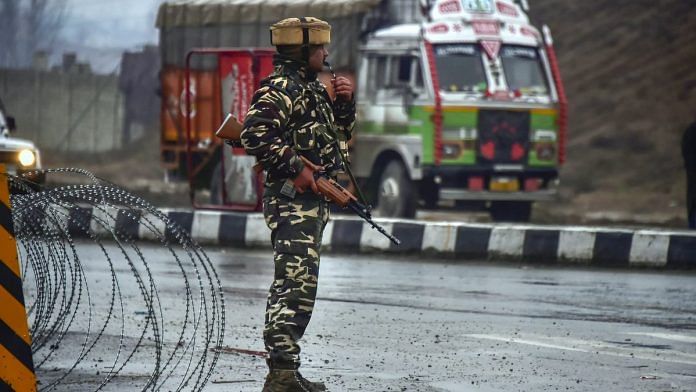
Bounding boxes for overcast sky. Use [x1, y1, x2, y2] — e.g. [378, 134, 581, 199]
[56, 0, 164, 72]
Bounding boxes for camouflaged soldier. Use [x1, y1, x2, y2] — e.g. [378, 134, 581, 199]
[240, 17, 355, 392]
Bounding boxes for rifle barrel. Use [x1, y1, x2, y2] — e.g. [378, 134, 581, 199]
[348, 204, 401, 245]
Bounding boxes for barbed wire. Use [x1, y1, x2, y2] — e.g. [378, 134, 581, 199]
[7, 168, 226, 391]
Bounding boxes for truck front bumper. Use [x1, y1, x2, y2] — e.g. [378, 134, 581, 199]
[438, 188, 557, 201]
[421, 165, 559, 202]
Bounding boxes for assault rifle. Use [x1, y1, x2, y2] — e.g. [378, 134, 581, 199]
[298, 156, 401, 246]
[215, 116, 401, 246]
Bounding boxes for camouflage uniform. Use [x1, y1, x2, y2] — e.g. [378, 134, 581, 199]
[241, 54, 355, 370]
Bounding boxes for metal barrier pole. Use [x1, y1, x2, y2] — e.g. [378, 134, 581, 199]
[0, 165, 37, 391]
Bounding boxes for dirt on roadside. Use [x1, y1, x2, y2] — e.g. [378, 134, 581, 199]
[42, 130, 191, 208]
[529, 0, 696, 229]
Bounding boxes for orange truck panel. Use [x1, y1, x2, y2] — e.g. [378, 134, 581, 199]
[160, 67, 221, 144]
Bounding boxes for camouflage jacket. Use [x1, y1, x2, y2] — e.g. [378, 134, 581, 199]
[240, 56, 355, 188]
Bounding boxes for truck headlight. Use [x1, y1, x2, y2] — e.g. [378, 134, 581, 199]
[18, 149, 36, 167]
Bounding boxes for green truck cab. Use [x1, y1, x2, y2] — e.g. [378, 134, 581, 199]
[351, 0, 567, 220]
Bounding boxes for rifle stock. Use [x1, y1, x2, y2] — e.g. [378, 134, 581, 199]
[215, 113, 244, 141]
[300, 157, 356, 207]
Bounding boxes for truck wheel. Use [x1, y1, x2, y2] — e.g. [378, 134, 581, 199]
[375, 160, 417, 218]
[210, 162, 223, 205]
[489, 201, 532, 222]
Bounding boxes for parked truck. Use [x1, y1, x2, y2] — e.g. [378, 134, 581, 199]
[156, 0, 566, 221]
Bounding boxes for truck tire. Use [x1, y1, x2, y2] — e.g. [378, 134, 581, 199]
[210, 162, 223, 205]
[489, 201, 532, 222]
[375, 160, 417, 218]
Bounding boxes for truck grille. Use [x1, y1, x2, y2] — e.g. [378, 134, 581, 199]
[476, 110, 530, 164]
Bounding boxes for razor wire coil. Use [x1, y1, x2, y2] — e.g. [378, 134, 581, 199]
[6, 168, 226, 391]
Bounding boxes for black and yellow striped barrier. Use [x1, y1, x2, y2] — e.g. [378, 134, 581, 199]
[0, 165, 36, 391]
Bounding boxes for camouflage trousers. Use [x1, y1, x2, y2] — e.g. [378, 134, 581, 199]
[262, 194, 330, 370]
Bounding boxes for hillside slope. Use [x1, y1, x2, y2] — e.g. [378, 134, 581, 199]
[530, 1, 696, 225]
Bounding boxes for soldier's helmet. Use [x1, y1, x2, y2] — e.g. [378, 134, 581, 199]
[270, 17, 331, 46]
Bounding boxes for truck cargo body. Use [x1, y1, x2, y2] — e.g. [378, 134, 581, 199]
[156, 0, 380, 185]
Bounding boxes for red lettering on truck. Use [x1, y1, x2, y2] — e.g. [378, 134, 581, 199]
[496, 1, 519, 16]
[472, 20, 500, 35]
[439, 0, 461, 13]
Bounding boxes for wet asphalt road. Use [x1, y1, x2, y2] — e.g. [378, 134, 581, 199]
[37, 243, 696, 391]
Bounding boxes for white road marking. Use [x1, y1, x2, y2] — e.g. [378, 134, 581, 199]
[139, 210, 168, 240]
[191, 210, 221, 244]
[322, 219, 334, 248]
[422, 223, 456, 253]
[466, 334, 587, 352]
[361, 221, 393, 251]
[557, 229, 595, 262]
[244, 213, 268, 247]
[90, 205, 118, 236]
[488, 226, 524, 258]
[625, 332, 696, 343]
[630, 231, 669, 266]
[465, 333, 696, 366]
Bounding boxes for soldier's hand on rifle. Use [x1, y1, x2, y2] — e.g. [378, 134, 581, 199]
[332, 76, 353, 102]
[293, 165, 319, 194]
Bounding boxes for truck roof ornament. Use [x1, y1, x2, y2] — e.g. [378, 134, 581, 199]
[542, 24, 553, 45]
[419, 0, 433, 19]
[515, 0, 529, 12]
[427, 0, 529, 24]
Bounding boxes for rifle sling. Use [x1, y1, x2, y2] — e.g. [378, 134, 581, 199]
[314, 92, 371, 210]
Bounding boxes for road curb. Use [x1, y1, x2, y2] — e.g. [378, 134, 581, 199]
[98, 207, 696, 268]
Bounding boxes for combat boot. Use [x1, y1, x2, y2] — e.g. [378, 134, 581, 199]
[296, 371, 327, 391]
[262, 369, 327, 392]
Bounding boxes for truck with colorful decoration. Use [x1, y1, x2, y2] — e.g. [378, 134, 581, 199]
[155, 0, 565, 221]
[352, 0, 567, 220]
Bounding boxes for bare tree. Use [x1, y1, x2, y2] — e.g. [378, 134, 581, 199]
[0, 0, 67, 68]
[0, 0, 21, 67]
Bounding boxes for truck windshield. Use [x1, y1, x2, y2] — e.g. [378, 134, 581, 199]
[500, 46, 549, 95]
[433, 44, 487, 93]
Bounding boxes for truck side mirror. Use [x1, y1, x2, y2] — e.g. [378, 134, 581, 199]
[6, 116, 16, 132]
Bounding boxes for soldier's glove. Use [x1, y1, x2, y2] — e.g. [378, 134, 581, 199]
[293, 166, 319, 194]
